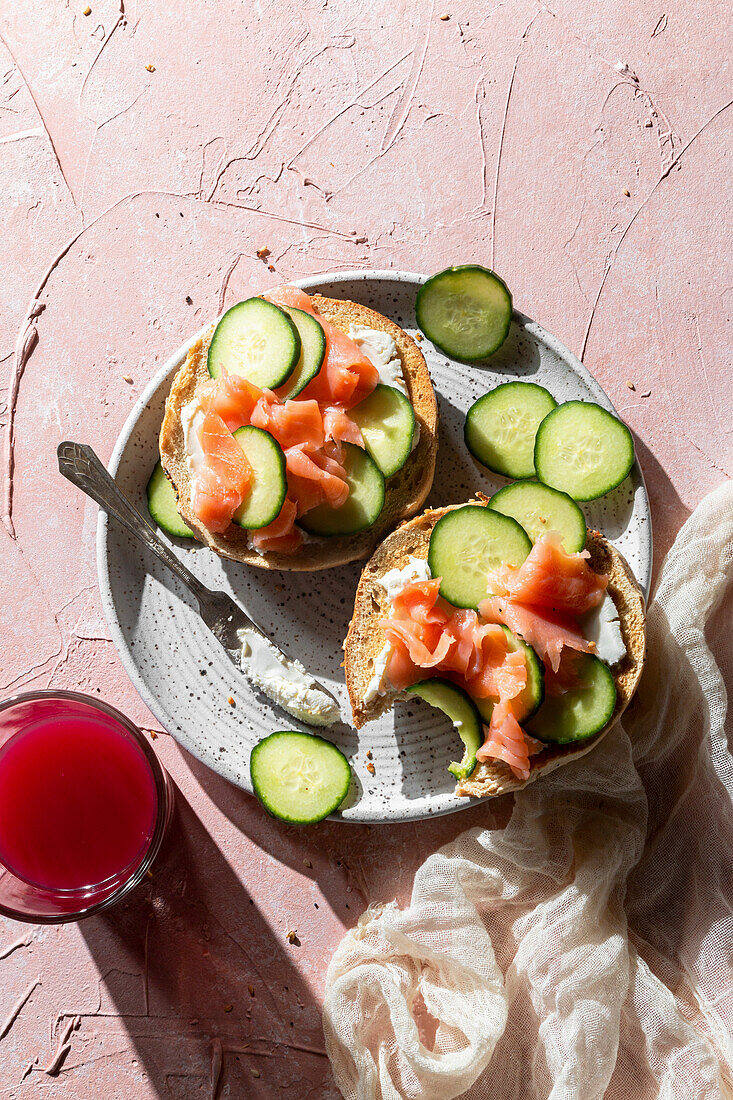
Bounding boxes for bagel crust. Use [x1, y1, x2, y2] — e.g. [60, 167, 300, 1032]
[343, 499, 646, 798]
[158, 294, 438, 570]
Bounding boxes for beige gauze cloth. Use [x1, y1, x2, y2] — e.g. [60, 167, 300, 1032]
[323, 481, 733, 1100]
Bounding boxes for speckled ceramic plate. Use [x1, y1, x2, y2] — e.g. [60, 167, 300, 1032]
[98, 270, 651, 823]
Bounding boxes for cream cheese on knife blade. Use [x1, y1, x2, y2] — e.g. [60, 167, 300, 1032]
[237, 628, 340, 726]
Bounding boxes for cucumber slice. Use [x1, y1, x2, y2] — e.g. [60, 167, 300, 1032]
[415, 265, 512, 361]
[250, 731, 351, 824]
[465, 381, 557, 479]
[232, 426, 287, 530]
[350, 384, 416, 478]
[406, 679, 483, 781]
[299, 443, 385, 537]
[208, 298, 301, 388]
[527, 654, 617, 744]
[277, 306, 326, 400]
[146, 461, 194, 538]
[488, 481, 587, 554]
[474, 627, 545, 726]
[428, 506, 531, 609]
[534, 401, 635, 501]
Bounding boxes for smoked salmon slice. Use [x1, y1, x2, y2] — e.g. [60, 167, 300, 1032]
[477, 700, 532, 780]
[266, 286, 379, 408]
[251, 396, 325, 451]
[380, 579, 525, 700]
[479, 596, 594, 674]
[466, 644, 526, 701]
[200, 372, 263, 432]
[285, 443, 349, 509]
[249, 498, 302, 554]
[323, 406, 364, 449]
[487, 531, 607, 615]
[190, 408, 252, 533]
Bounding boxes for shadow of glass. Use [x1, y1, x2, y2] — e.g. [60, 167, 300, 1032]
[78, 786, 336, 1097]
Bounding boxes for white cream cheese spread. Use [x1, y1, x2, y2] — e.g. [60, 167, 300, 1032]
[363, 556, 432, 703]
[348, 324, 407, 391]
[180, 399, 206, 478]
[238, 628, 340, 726]
[583, 593, 627, 666]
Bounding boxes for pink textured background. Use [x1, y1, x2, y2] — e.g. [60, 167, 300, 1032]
[0, 1, 730, 1095]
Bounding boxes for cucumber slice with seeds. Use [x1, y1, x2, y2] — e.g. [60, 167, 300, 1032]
[474, 627, 545, 726]
[276, 306, 326, 400]
[416, 265, 513, 361]
[146, 461, 194, 538]
[299, 443, 385, 537]
[465, 381, 557, 479]
[350, 384, 416, 477]
[232, 426, 287, 530]
[208, 298, 301, 388]
[250, 731, 351, 824]
[406, 679, 483, 781]
[534, 401, 634, 501]
[488, 481, 587, 554]
[428, 505, 531, 609]
[527, 653, 617, 744]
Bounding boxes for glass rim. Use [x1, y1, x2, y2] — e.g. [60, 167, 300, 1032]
[0, 689, 171, 924]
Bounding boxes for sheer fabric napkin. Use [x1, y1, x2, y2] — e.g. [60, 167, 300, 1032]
[323, 481, 733, 1100]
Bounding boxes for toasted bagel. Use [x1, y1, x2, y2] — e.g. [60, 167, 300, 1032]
[343, 500, 646, 797]
[159, 294, 438, 570]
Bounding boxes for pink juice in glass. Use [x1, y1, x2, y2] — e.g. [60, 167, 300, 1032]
[0, 708, 158, 894]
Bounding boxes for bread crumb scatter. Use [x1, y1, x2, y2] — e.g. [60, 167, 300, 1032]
[440, 11, 451, 19]
[626, 380, 636, 390]
[366, 750, 373, 759]
[145, 64, 156, 72]
[123, 375, 133, 384]
[227, 696, 235, 706]
[248, 985, 255, 997]
[640, 389, 652, 398]
[83, 6, 91, 14]
[251, 1068, 261, 1078]
[224, 1004, 233, 1013]
[623, 188, 631, 197]
[185, 295, 193, 305]
[303, 858, 312, 868]
[366, 761, 376, 775]
[286, 929, 300, 945]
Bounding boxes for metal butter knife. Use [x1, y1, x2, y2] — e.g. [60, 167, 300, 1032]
[57, 442, 340, 726]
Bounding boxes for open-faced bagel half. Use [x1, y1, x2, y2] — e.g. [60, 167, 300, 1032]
[158, 294, 438, 570]
[343, 499, 646, 798]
